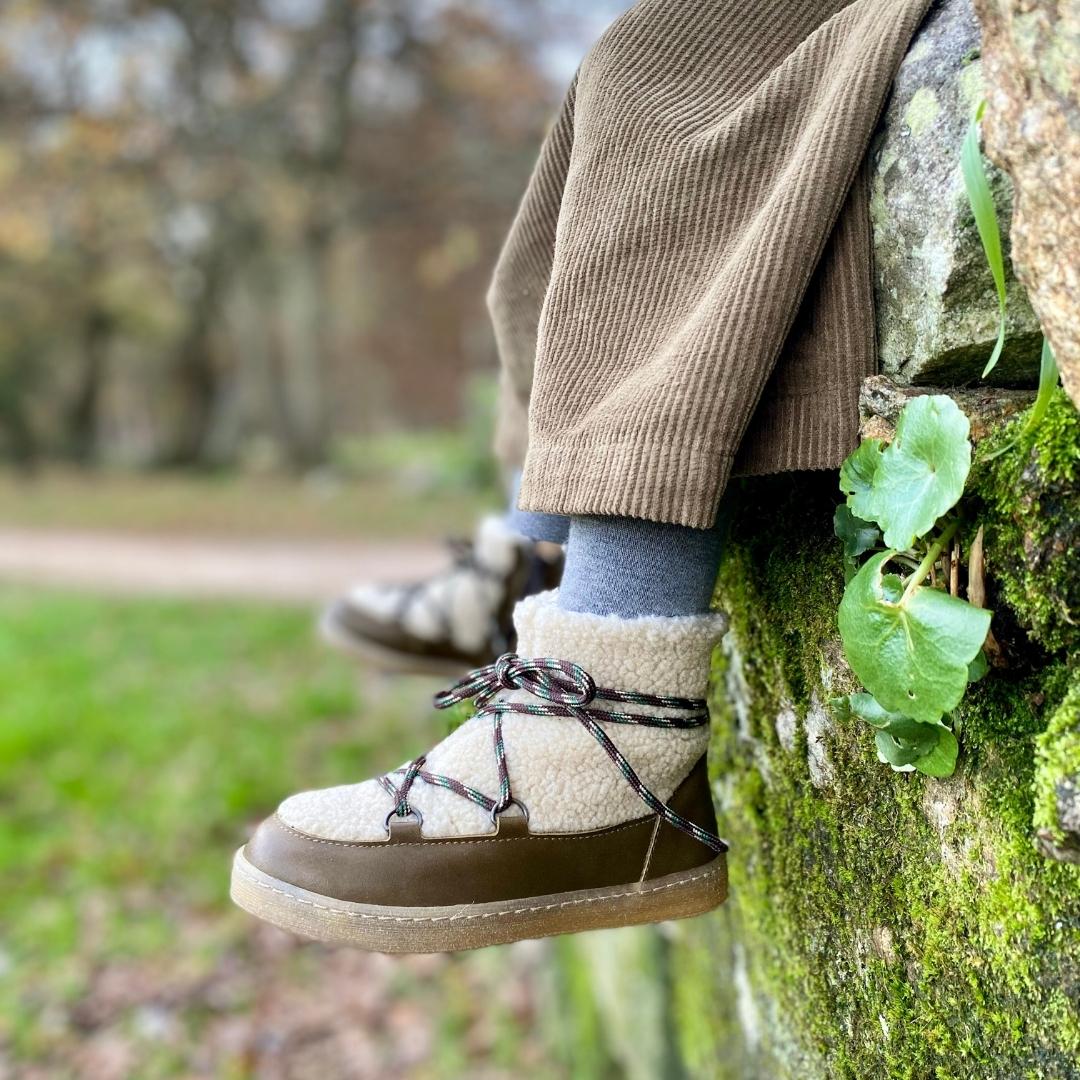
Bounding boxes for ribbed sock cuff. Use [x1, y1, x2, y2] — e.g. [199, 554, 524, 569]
[557, 515, 724, 619]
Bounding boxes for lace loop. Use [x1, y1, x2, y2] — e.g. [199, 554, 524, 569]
[390, 755, 426, 819]
[436, 654, 597, 711]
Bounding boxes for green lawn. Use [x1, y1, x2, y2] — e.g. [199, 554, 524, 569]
[0, 464, 498, 540]
[0, 589, 571, 1077]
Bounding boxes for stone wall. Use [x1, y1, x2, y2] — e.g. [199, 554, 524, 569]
[675, 394, 1078, 1078]
[551, 2, 1080, 1076]
[871, 0, 1041, 385]
[975, 0, 1080, 407]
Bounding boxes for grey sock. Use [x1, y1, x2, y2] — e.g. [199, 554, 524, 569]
[505, 471, 570, 545]
[558, 515, 724, 618]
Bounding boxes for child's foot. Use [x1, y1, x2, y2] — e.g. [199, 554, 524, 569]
[320, 516, 564, 677]
[233, 591, 728, 953]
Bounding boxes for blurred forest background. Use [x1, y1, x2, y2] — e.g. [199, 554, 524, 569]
[0, 0, 623, 478]
[2, 6, 662, 1078]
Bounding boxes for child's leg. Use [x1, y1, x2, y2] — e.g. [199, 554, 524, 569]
[236, 0, 934, 951]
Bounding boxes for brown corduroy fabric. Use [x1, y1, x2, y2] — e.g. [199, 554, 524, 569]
[489, 0, 933, 528]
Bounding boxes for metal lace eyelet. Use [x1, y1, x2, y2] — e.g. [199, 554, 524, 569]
[489, 798, 529, 826]
[384, 805, 424, 833]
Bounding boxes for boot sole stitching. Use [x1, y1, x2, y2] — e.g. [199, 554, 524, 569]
[275, 815, 649, 847]
[235, 858, 724, 924]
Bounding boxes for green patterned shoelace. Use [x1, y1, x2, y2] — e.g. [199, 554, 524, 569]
[378, 654, 727, 854]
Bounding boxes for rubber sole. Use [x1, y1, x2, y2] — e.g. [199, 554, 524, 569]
[230, 847, 728, 953]
[318, 608, 478, 679]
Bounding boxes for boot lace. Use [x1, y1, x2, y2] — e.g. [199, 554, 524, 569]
[377, 653, 727, 854]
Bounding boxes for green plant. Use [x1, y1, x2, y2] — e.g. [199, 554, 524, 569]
[961, 101, 1007, 379]
[833, 103, 1073, 776]
[962, 102, 1061, 456]
[834, 394, 991, 776]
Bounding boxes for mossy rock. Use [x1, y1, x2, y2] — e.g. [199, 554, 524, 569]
[870, 0, 1042, 387]
[1034, 678, 1080, 863]
[555, 392, 1078, 1078]
[676, 430, 1080, 1077]
[976, 389, 1080, 656]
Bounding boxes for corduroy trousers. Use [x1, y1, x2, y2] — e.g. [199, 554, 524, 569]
[489, 0, 933, 529]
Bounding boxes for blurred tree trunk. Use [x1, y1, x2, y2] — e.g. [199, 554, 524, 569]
[161, 247, 227, 466]
[275, 218, 333, 468]
[64, 307, 112, 464]
[270, 0, 361, 469]
[0, 349, 39, 475]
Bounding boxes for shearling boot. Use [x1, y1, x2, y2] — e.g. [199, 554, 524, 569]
[234, 590, 728, 952]
[320, 516, 563, 676]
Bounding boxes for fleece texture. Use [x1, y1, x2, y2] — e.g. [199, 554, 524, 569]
[277, 590, 727, 841]
[489, 0, 933, 526]
[345, 515, 528, 653]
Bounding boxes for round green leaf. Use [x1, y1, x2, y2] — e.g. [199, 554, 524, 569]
[834, 505, 880, 559]
[840, 439, 883, 522]
[875, 723, 959, 777]
[866, 395, 971, 550]
[848, 692, 917, 731]
[913, 725, 959, 778]
[850, 693, 958, 777]
[838, 551, 992, 723]
[967, 649, 990, 684]
[875, 729, 925, 768]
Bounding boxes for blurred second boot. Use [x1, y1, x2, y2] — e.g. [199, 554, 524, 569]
[320, 515, 564, 676]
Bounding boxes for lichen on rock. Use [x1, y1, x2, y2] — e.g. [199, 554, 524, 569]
[974, 0, 1080, 409]
[870, 0, 1042, 386]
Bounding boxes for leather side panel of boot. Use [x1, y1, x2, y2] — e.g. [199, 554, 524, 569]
[641, 756, 721, 880]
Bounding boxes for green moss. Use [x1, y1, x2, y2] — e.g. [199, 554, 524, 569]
[684, 471, 1080, 1078]
[1034, 677, 1080, 842]
[671, 914, 744, 1076]
[976, 389, 1080, 655]
[554, 397, 1078, 1078]
[955, 660, 1072, 748]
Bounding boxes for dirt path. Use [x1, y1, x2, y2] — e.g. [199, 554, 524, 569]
[0, 527, 445, 603]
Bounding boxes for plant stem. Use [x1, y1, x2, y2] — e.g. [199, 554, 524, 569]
[902, 520, 960, 603]
[891, 555, 922, 572]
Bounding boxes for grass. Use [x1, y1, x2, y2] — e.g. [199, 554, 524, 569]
[0, 421, 503, 541]
[0, 465, 498, 541]
[0, 588, 566, 1077]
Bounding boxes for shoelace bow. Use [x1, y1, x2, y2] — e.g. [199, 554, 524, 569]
[377, 653, 727, 854]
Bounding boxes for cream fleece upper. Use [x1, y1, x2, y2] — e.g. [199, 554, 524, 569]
[278, 591, 728, 840]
